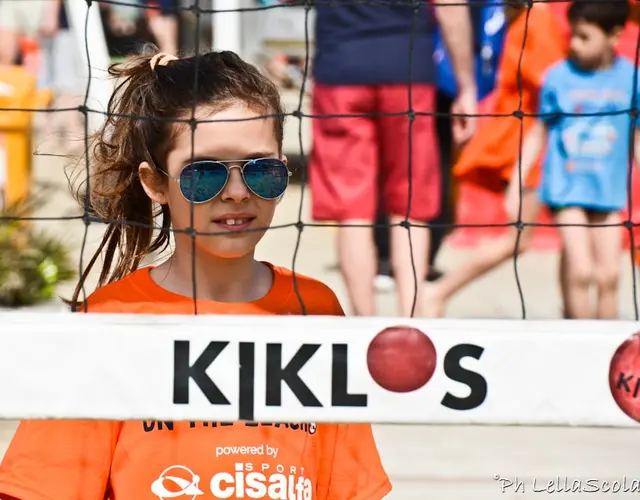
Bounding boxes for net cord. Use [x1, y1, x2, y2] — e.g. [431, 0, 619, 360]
[0, 0, 637, 319]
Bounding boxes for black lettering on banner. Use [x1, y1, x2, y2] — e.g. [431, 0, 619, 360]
[616, 372, 633, 393]
[143, 421, 174, 432]
[331, 344, 367, 407]
[238, 342, 256, 421]
[441, 344, 487, 411]
[173, 341, 231, 405]
[143, 420, 317, 434]
[266, 344, 322, 407]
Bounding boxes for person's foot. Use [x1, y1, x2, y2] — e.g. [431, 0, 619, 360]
[426, 268, 444, 282]
[422, 283, 446, 318]
[374, 259, 395, 293]
[375, 259, 445, 292]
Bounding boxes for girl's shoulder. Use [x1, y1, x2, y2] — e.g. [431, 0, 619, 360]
[269, 264, 345, 316]
[78, 267, 157, 314]
[79, 264, 345, 317]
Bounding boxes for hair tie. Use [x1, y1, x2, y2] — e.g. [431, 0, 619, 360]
[150, 53, 179, 71]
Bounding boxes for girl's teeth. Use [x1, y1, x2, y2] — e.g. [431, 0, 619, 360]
[225, 219, 247, 226]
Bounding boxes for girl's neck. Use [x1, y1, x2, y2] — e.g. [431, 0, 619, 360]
[151, 243, 273, 303]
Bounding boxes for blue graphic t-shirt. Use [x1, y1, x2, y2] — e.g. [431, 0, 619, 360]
[538, 57, 640, 211]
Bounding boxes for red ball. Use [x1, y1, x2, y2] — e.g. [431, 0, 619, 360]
[367, 326, 437, 393]
[609, 332, 640, 423]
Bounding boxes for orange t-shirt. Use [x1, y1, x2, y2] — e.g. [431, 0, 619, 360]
[0, 264, 392, 500]
[453, 4, 567, 192]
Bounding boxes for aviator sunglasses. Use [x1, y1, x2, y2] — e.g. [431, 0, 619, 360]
[160, 158, 291, 203]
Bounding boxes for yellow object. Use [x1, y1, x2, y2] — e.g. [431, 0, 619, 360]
[0, 65, 38, 207]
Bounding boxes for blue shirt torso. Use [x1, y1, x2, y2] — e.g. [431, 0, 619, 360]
[313, 1, 435, 86]
[434, 1, 506, 100]
[539, 58, 640, 211]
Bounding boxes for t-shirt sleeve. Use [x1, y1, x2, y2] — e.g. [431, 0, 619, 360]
[538, 71, 561, 124]
[635, 72, 640, 127]
[327, 289, 345, 316]
[0, 420, 120, 500]
[306, 280, 345, 317]
[316, 424, 392, 500]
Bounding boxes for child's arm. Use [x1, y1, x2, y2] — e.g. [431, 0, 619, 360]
[634, 128, 640, 167]
[504, 120, 547, 219]
[503, 61, 560, 219]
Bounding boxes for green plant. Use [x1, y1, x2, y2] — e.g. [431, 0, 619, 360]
[0, 196, 75, 307]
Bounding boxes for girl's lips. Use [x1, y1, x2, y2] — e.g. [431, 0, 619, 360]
[211, 215, 256, 232]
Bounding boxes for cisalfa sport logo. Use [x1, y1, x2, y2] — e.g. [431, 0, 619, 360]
[151, 465, 204, 500]
[609, 332, 640, 423]
[151, 460, 313, 499]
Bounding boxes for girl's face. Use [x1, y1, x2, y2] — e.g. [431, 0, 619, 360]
[144, 102, 285, 260]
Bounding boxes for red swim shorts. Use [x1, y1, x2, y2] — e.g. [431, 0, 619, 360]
[309, 83, 441, 222]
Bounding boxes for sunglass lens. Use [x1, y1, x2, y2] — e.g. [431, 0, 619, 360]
[243, 159, 289, 199]
[180, 162, 228, 203]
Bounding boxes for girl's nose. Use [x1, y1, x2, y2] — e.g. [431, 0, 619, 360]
[220, 166, 250, 202]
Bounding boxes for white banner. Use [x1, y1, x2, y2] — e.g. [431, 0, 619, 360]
[0, 313, 638, 427]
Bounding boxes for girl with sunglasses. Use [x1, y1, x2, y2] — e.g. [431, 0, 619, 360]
[0, 51, 391, 500]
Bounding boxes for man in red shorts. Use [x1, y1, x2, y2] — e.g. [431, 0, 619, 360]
[310, 0, 477, 316]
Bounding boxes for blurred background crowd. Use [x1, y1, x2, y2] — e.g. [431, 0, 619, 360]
[1, 0, 640, 319]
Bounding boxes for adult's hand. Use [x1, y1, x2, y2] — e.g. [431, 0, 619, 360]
[433, 0, 477, 145]
[451, 86, 477, 146]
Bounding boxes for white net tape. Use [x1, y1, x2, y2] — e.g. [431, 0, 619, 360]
[1, 313, 638, 426]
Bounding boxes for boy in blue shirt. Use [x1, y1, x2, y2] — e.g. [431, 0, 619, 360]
[513, 0, 639, 319]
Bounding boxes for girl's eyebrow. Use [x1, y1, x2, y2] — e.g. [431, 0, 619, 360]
[182, 152, 278, 163]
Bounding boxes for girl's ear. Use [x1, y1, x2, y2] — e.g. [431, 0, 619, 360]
[277, 154, 289, 205]
[609, 26, 623, 47]
[139, 162, 169, 205]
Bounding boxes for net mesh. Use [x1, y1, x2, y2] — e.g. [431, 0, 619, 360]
[0, 0, 638, 320]
[0, 5, 639, 491]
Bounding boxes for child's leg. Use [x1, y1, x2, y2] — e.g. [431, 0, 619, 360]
[558, 249, 571, 318]
[555, 207, 594, 319]
[589, 210, 622, 319]
[423, 188, 540, 318]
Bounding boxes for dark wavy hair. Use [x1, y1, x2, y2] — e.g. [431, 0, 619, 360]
[69, 50, 285, 308]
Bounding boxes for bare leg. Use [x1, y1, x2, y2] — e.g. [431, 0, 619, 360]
[559, 249, 571, 318]
[423, 189, 540, 317]
[149, 14, 179, 54]
[390, 216, 429, 317]
[590, 211, 622, 319]
[555, 207, 593, 319]
[337, 221, 376, 316]
[0, 28, 19, 65]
